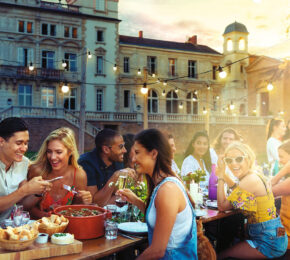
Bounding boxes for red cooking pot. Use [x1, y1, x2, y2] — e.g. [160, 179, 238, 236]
[54, 205, 112, 239]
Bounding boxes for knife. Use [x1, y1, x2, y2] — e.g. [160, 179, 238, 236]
[119, 233, 136, 240]
[47, 176, 64, 182]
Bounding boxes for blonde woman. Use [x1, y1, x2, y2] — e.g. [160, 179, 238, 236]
[217, 142, 287, 259]
[28, 127, 92, 219]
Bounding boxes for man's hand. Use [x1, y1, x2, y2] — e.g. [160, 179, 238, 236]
[20, 176, 52, 196]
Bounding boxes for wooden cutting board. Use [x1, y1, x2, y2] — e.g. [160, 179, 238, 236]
[0, 239, 82, 260]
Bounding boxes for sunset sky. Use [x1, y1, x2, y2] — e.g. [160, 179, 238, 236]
[118, 0, 290, 59]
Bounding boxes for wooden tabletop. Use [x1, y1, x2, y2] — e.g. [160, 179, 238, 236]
[46, 235, 147, 260]
[199, 208, 238, 223]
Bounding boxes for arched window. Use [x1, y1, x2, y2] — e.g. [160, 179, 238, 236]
[239, 38, 245, 50]
[148, 89, 158, 113]
[166, 90, 178, 113]
[186, 92, 198, 114]
[227, 39, 233, 51]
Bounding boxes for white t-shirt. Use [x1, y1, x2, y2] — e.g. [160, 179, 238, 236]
[267, 137, 281, 165]
[0, 156, 29, 221]
[181, 155, 210, 189]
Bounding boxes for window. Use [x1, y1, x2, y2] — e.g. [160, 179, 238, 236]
[123, 57, 130, 73]
[95, 0, 105, 11]
[96, 30, 104, 42]
[147, 56, 157, 75]
[96, 89, 103, 111]
[96, 56, 104, 74]
[18, 85, 32, 106]
[188, 60, 197, 78]
[64, 88, 76, 110]
[212, 65, 217, 80]
[41, 86, 55, 107]
[169, 58, 176, 76]
[240, 65, 244, 73]
[64, 26, 78, 38]
[124, 90, 130, 108]
[186, 92, 198, 114]
[227, 39, 233, 51]
[41, 24, 56, 36]
[18, 48, 34, 67]
[64, 53, 77, 72]
[148, 89, 158, 113]
[42, 51, 55, 69]
[239, 38, 245, 50]
[166, 90, 178, 113]
[18, 21, 33, 33]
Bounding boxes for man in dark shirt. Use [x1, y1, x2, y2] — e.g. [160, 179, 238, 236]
[78, 128, 135, 206]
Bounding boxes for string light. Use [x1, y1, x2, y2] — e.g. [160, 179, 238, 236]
[152, 73, 156, 78]
[267, 82, 274, 91]
[141, 83, 148, 94]
[218, 66, 227, 79]
[174, 87, 179, 93]
[113, 64, 117, 71]
[207, 85, 211, 90]
[87, 51, 92, 59]
[28, 62, 34, 71]
[62, 60, 67, 68]
[216, 95, 220, 100]
[137, 68, 141, 76]
[192, 97, 197, 101]
[179, 102, 183, 109]
[162, 90, 166, 96]
[203, 107, 207, 114]
[163, 81, 167, 86]
[230, 101, 235, 110]
[61, 82, 69, 93]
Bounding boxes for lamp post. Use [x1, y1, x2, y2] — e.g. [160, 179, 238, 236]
[141, 67, 148, 129]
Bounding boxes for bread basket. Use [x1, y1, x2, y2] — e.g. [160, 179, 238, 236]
[0, 234, 38, 251]
[37, 219, 69, 237]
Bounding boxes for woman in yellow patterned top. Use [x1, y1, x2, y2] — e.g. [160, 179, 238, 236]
[216, 142, 287, 259]
[272, 139, 290, 250]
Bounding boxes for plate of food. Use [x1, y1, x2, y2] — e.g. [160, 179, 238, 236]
[205, 200, 218, 209]
[118, 222, 148, 235]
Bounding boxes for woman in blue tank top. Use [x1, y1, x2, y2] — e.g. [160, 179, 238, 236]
[117, 128, 197, 259]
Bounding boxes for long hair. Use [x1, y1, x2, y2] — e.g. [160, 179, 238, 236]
[213, 128, 241, 152]
[30, 127, 80, 177]
[184, 131, 212, 173]
[123, 133, 135, 168]
[267, 118, 284, 140]
[134, 129, 195, 208]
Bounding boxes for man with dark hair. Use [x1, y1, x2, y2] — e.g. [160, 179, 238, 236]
[78, 128, 135, 206]
[0, 117, 51, 221]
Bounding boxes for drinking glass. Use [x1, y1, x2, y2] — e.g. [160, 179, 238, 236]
[105, 220, 118, 240]
[132, 205, 140, 221]
[21, 211, 30, 225]
[13, 211, 23, 227]
[115, 170, 128, 208]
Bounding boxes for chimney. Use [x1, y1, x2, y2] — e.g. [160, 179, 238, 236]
[139, 31, 143, 38]
[187, 35, 197, 45]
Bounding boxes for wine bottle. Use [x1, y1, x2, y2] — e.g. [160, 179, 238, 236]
[208, 164, 218, 200]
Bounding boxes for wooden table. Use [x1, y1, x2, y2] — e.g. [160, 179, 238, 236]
[199, 208, 239, 223]
[47, 235, 147, 260]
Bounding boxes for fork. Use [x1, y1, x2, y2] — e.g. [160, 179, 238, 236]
[63, 184, 78, 194]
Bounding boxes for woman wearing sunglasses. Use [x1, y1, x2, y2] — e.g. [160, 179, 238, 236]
[217, 142, 287, 259]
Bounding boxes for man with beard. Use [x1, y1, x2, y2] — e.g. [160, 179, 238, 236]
[78, 128, 135, 206]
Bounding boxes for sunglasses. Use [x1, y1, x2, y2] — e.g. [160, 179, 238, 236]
[224, 156, 247, 164]
[108, 143, 126, 150]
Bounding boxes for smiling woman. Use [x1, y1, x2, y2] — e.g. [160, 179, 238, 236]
[27, 127, 92, 219]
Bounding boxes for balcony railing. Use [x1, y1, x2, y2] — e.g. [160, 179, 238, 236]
[0, 106, 271, 126]
[0, 65, 80, 82]
[40, 1, 80, 13]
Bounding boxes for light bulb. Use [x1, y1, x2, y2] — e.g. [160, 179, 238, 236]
[141, 83, 148, 94]
[179, 102, 183, 109]
[61, 84, 69, 93]
[162, 90, 166, 96]
[267, 83, 273, 91]
[163, 81, 167, 86]
[152, 73, 156, 78]
[113, 64, 117, 71]
[218, 66, 227, 79]
[137, 68, 141, 76]
[87, 51, 92, 59]
[230, 101, 235, 110]
[28, 62, 34, 71]
[62, 60, 67, 68]
[174, 88, 178, 93]
[203, 107, 207, 114]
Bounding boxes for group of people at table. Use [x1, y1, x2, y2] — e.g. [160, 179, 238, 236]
[0, 116, 290, 259]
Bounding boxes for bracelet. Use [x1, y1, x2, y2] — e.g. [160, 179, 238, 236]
[218, 178, 225, 183]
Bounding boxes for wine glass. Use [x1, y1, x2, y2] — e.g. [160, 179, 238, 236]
[132, 205, 140, 221]
[13, 211, 23, 227]
[115, 170, 128, 208]
[21, 211, 30, 225]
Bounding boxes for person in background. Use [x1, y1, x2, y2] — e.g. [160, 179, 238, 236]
[217, 142, 287, 259]
[167, 134, 180, 175]
[266, 118, 286, 175]
[0, 117, 51, 221]
[78, 129, 136, 206]
[283, 120, 290, 141]
[28, 127, 91, 219]
[117, 129, 197, 259]
[181, 131, 212, 189]
[123, 133, 135, 169]
[271, 140, 290, 250]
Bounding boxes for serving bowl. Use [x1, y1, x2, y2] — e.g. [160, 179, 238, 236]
[54, 205, 111, 239]
[0, 234, 38, 251]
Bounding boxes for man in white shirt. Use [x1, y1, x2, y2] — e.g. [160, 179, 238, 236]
[0, 117, 51, 221]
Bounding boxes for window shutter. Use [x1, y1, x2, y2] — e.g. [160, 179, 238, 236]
[28, 48, 34, 64]
[18, 48, 24, 66]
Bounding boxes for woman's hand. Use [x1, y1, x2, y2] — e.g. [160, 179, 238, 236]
[77, 190, 92, 205]
[216, 155, 226, 179]
[116, 189, 139, 205]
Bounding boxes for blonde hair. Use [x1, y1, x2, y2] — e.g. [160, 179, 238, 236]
[31, 127, 80, 176]
[224, 141, 256, 170]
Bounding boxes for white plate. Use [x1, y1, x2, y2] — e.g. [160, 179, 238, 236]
[118, 222, 148, 234]
[195, 209, 206, 217]
[104, 204, 128, 213]
[206, 200, 218, 208]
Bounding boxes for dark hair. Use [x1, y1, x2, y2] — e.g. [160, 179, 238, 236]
[267, 118, 284, 140]
[279, 139, 290, 155]
[135, 128, 195, 208]
[94, 128, 120, 154]
[184, 131, 212, 173]
[0, 117, 29, 140]
[213, 128, 241, 152]
[123, 133, 135, 168]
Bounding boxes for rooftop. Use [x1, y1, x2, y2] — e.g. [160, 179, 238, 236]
[224, 22, 249, 35]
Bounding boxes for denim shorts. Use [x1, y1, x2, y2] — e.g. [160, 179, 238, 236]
[246, 217, 288, 258]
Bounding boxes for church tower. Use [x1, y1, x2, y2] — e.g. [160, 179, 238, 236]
[221, 22, 249, 115]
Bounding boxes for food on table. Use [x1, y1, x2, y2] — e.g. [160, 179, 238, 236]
[51, 233, 74, 245]
[37, 214, 69, 236]
[0, 222, 39, 241]
[58, 207, 101, 217]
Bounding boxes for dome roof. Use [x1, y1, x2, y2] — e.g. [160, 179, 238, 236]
[223, 22, 248, 34]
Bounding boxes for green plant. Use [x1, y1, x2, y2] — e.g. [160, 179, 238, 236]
[182, 169, 206, 184]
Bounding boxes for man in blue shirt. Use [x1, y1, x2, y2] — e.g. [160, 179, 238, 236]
[78, 128, 135, 206]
